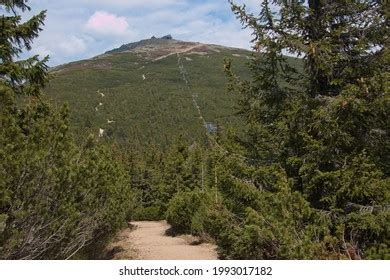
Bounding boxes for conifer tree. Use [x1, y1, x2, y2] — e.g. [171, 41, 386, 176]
[1, 1, 50, 253]
[0, 0, 48, 100]
[218, 0, 390, 259]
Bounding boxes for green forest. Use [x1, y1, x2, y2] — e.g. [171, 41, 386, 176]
[1, 0, 389, 260]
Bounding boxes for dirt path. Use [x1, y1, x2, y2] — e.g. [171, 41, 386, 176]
[108, 221, 218, 260]
[153, 44, 204, 61]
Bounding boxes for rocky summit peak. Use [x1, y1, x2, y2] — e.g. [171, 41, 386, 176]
[107, 35, 176, 55]
[161, 34, 173, 40]
[150, 35, 173, 40]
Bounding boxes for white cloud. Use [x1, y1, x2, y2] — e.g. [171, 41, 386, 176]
[81, 0, 183, 9]
[141, 2, 219, 25]
[232, 0, 262, 12]
[31, 45, 52, 58]
[27, 34, 90, 65]
[85, 11, 130, 36]
[57, 36, 88, 56]
[170, 17, 253, 50]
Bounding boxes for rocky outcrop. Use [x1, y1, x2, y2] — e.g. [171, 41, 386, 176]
[161, 34, 173, 40]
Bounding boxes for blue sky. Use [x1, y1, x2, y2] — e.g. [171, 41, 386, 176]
[19, 0, 260, 66]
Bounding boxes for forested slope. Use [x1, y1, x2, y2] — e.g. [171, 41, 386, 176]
[44, 37, 301, 150]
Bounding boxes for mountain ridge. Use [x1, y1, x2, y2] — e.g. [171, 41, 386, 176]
[97, 38, 253, 70]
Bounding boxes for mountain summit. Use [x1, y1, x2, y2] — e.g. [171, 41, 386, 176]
[106, 35, 175, 55]
[104, 36, 235, 61]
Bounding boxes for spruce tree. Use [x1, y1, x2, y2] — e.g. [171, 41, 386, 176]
[1, 1, 49, 256]
[220, 0, 389, 259]
[0, 0, 48, 100]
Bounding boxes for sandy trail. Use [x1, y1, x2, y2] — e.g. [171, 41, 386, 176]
[153, 44, 204, 61]
[109, 221, 218, 260]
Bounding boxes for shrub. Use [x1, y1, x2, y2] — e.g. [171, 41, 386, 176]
[0, 104, 134, 259]
[133, 205, 165, 221]
[166, 189, 209, 235]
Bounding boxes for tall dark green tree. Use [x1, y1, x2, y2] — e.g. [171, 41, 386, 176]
[1, 1, 49, 245]
[215, 0, 390, 259]
[0, 0, 48, 100]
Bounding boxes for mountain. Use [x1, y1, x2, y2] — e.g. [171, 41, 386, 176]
[44, 36, 298, 150]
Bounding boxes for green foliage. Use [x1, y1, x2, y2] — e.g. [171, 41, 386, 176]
[209, 0, 390, 259]
[166, 189, 210, 235]
[0, 1, 134, 259]
[133, 206, 164, 221]
[0, 105, 133, 259]
[130, 137, 207, 222]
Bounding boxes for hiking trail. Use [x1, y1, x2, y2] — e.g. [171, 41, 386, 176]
[108, 221, 218, 260]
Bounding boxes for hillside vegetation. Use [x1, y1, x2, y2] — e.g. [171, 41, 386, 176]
[45, 37, 301, 150]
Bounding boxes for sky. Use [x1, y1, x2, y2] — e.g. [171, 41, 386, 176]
[18, 0, 261, 66]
